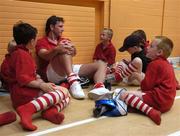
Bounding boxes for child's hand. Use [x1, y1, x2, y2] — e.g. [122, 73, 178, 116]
[39, 82, 56, 92]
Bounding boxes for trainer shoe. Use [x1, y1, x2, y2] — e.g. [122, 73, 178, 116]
[69, 81, 85, 99]
[112, 88, 127, 99]
[88, 87, 111, 100]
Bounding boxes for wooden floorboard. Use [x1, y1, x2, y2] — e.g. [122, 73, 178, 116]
[0, 69, 180, 136]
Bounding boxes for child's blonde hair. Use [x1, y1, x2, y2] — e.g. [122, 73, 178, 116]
[155, 36, 173, 58]
[103, 28, 113, 40]
[7, 39, 16, 53]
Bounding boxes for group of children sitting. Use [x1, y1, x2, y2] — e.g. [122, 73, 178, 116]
[0, 15, 179, 131]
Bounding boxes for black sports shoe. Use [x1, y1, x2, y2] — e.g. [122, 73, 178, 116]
[79, 76, 90, 88]
[104, 80, 112, 91]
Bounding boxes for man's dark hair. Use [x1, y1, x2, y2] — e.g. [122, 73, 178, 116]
[45, 15, 64, 36]
[13, 21, 37, 45]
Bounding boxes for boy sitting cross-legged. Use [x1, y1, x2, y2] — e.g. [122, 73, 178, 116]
[1, 21, 70, 131]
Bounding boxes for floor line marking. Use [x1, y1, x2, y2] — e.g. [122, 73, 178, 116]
[26, 117, 106, 136]
[27, 95, 180, 136]
[175, 95, 180, 100]
[167, 131, 180, 136]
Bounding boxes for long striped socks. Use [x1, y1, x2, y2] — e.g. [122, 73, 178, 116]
[17, 89, 68, 131]
[42, 96, 70, 124]
[125, 94, 161, 125]
[115, 61, 138, 81]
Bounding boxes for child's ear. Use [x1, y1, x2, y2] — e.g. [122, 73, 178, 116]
[157, 49, 163, 56]
[30, 38, 36, 46]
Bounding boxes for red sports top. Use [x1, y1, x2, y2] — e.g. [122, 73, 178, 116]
[141, 57, 176, 113]
[93, 42, 116, 66]
[4, 46, 41, 108]
[35, 36, 68, 81]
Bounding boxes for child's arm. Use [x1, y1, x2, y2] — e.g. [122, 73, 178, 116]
[26, 79, 56, 93]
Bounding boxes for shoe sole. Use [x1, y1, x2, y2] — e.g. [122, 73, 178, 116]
[88, 92, 113, 100]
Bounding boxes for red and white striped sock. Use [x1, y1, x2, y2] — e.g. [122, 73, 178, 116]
[55, 96, 70, 112]
[16, 89, 66, 131]
[93, 82, 105, 89]
[124, 94, 161, 125]
[115, 62, 138, 81]
[42, 96, 70, 124]
[67, 73, 79, 85]
[67, 73, 85, 99]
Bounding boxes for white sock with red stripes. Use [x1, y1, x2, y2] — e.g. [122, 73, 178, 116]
[67, 73, 79, 85]
[115, 61, 138, 81]
[16, 89, 67, 131]
[124, 94, 161, 125]
[67, 73, 85, 99]
[42, 96, 70, 124]
[93, 82, 105, 88]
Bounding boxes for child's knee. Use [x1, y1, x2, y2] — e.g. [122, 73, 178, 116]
[132, 57, 142, 66]
[131, 57, 142, 71]
[54, 86, 70, 98]
[61, 87, 70, 98]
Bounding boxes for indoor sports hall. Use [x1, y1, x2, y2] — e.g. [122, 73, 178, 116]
[0, 0, 180, 136]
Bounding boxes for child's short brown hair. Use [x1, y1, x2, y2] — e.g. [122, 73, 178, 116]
[155, 36, 173, 58]
[103, 28, 113, 40]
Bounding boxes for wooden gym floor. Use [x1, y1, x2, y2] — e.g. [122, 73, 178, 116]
[0, 68, 180, 136]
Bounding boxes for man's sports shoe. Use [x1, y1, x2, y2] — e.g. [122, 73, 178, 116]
[88, 87, 111, 100]
[69, 81, 85, 99]
[79, 76, 90, 88]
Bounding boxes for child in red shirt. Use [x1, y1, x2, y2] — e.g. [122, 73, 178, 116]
[0, 40, 17, 90]
[93, 28, 116, 68]
[0, 40, 17, 126]
[3, 22, 70, 131]
[117, 36, 176, 125]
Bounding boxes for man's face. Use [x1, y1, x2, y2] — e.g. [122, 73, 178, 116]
[51, 21, 64, 37]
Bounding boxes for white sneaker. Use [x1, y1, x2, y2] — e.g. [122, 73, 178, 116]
[112, 88, 128, 115]
[70, 81, 85, 99]
[88, 87, 111, 100]
[112, 88, 127, 99]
